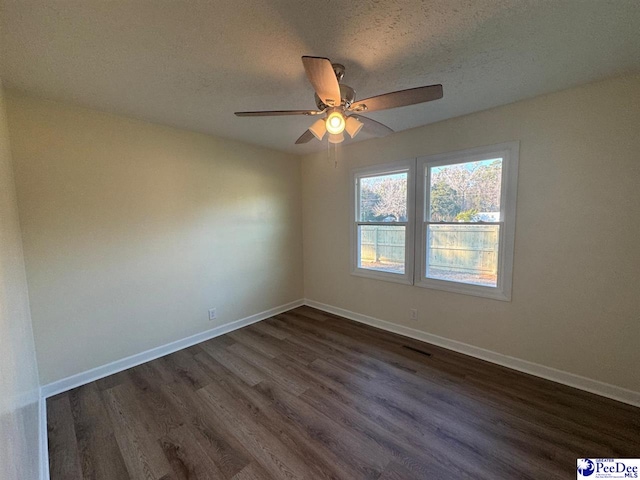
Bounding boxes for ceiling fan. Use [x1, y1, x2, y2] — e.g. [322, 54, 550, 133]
[234, 56, 443, 145]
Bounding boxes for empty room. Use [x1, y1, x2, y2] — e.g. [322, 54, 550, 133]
[1, 1, 639, 479]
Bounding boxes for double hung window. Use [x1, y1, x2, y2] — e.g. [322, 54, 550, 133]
[351, 142, 518, 300]
[351, 159, 415, 285]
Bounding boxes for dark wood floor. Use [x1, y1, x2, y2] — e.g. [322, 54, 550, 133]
[47, 306, 640, 480]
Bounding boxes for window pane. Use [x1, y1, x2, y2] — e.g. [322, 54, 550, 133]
[358, 225, 405, 274]
[359, 172, 408, 222]
[429, 158, 502, 222]
[426, 224, 499, 287]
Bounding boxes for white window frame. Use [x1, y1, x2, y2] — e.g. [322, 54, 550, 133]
[349, 142, 519, 301]
[350, 159, 415, 285]
[415, 142, 519, 301]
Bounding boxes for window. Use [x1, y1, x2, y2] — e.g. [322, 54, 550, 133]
[416, 142, 518, 300]
[351, 159, 415, 284]
[351, 142, 518, 300]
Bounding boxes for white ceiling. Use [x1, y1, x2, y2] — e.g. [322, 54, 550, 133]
[1, 0, 639, 154]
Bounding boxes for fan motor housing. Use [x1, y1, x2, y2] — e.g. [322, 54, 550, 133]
[315, 84, 356, 111]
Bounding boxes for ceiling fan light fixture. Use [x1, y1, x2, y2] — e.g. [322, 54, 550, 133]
[328, 132, 345, 144]
[325, 111, 346, 134]
[235, 56, 442, 146]
[345, 116, 364, 138]
[309, 118, 326, 140]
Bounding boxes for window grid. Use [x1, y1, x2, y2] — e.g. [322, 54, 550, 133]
[351, 142, 518, 301]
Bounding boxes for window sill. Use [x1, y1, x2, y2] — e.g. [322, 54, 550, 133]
[350, 268, 413, 286]
[415, 278, 511, 301]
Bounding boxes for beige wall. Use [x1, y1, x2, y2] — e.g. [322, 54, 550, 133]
[302, 74, 640, 393]
[0, 84, 41, 479]
[7, 92, 303, 385]
[5, 73, 639, 400]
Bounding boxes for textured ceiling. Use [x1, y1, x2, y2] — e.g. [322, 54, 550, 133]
[1, 0, 639, 154]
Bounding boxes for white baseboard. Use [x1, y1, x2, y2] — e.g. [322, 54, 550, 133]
[39, 391, 49, 480]
[40, 299, 303, 399]
[304, 299, 640, 408]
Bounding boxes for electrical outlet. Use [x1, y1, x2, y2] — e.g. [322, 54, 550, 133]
[410, 309, 418, 320]
[208, 308, 217, 321]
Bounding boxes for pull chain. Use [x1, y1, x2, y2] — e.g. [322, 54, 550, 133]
[325, 137, 340, 168]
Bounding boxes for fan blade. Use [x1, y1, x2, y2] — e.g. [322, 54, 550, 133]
[235, 110, 322, 117]
[302, 56, 341, 107]
[350, 84, 443, 113]
[350, 114, 394, 137]
[295, 129, 315, 144]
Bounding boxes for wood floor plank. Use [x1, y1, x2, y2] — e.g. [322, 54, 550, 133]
[199, 342, 266, 387]
[125, 365, 185, 438]
[274, 315, 389, 379]
[306, 349, 575, 466]
[95, 369, 132, 391]
[232, 463, 273, 480]
[245, 327, 317, 365]
[198, 334, 237, 351]
[253, 381, 390, 476]
[249, 321, 289, 341]
[227, 342, 310, 396]
[48, 306, 640, 480]
[198, 382, 311, 480]
[299, 383, 482, 479]
[68, 383, 131, 480]
[227, 328, 282, 358]
[47, 394, 84, 480]
[278, 351, 560, 480]
[161, 350, 213, 391]
[153, 363, 253, 479]
[271, 355, 485, 479]
[101, 385, 174, 479]
[159, 425, 226, 480]
[378, 461, 424, 480]
[308, 357, 548, 479]
[194, 355, 367, 480]
[289, 306, 331, 321]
